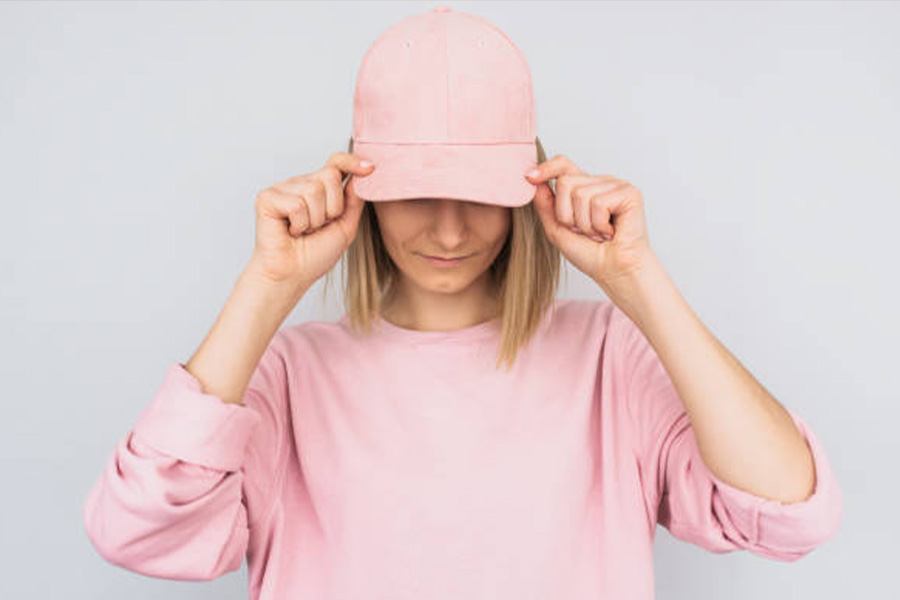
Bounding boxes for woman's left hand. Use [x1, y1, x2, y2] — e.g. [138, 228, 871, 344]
[527, 154, 655, 290]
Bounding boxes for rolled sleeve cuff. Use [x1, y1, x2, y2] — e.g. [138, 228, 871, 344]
[705, 411, 844, 554]
[132, 363, 263, 472]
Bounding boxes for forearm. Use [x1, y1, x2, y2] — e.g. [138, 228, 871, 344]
[184, 259, 309, 405]
[601, 253, 816, 504]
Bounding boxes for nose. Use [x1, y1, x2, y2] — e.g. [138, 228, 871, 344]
[430, 198, 468, 243]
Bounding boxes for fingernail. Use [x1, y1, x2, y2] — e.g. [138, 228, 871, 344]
[526, 168, 540, 179]
[360, 160, 374, 168]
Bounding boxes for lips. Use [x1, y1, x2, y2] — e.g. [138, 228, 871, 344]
[419, 253, 472, 268]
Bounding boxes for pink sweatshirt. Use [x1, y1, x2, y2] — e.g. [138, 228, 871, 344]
[83, 298, 843, 599]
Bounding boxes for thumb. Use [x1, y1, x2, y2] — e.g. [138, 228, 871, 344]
[331, 175, 367, 243]
[532, 181, 565, 242]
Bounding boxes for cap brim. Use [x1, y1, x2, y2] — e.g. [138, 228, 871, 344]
[350, 141, 537, 208]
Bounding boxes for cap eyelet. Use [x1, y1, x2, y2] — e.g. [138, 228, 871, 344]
[477, 38, 485, 48]
[402, 39, 412, 48]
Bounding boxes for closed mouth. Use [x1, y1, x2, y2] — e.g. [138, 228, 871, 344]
[419, 252, 474, 260]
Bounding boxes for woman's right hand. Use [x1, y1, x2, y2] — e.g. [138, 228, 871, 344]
[248, 152, 376, 289]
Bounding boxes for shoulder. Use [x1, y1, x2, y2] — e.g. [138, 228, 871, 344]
[271, 315, 369, 374]
[544, 298, 647, 371]
[528, 297, 628, 366]
[546, 296, 623, 338]
[275, 317, 350, 355]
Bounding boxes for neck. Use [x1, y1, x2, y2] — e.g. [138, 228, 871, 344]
[381, 274, 500, 332]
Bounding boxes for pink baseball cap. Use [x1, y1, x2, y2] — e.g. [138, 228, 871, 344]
[349, 5, 538, 208]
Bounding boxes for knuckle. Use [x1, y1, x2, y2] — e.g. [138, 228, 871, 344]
[323, 166, 342, 185]
[300, 179, 323, 206]
[326, 197, 344, 219]
[311, 178, 327, 199]
[255, 187, 274, 207]
[284, 194, 301, 213]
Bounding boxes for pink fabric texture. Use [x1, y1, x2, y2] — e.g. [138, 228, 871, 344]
[349, 7, 538, 208]
[83, 298, 843, 599]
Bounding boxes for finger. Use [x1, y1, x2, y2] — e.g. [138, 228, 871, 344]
[578, 181, 627, 238]
[533, 176, 588, 240]
[286, 196, 311, 237]
[276, 179, 326, 230]
[555, 174, 601, 229]
[328, 158, 371, 240]
[332, 175, 367, 241]
[525, 161, 615, 228]
[591, 184, 636, 238]
[256, 189, 288, 243]
[325, 151, 377, 183]
[589, 196, 614, 239]
[303, 179, 327, 230]
[318, 166, 346, 223]
[294, 174, 368, 251]
[531, 180, 562, 242]
[533, 180, 587, 248]
[258, 188, 310, 238]
[523, 153, 620, 185]
[533, 179, 609, 258]
[572, 181, 617, 236]
[523, 154, 586, 184]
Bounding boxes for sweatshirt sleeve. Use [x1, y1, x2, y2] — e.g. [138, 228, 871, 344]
[82, 336, 290, 580]
[612, 307, 844, 561]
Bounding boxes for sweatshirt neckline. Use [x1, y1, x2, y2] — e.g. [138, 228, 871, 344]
[341, 312, 502, 344]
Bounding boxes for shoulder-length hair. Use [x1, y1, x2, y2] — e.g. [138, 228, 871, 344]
[321, 135, 560, 371]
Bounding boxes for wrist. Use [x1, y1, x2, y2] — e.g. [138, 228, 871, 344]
[597, 252, 671, 327]
[244, 256, 312, 300]
[238, 262, 309, 319]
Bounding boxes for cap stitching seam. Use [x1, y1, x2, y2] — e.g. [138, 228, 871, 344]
[353, 140, 535, 145]
[443, 12, 451, 141]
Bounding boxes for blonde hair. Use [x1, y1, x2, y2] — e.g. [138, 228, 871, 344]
[322, 136, 561, 371]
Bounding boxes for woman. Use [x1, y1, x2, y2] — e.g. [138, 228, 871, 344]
[82, 6, 843, 600]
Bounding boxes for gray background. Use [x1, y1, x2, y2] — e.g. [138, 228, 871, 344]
[1, 1, 895, 598]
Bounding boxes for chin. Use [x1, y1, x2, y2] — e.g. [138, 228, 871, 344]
[413, 270, 474, 292]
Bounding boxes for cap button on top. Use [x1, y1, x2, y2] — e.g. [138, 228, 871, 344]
[434, 6, 451, 12]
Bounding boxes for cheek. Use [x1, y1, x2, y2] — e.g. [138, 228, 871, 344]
[479, 211, 511, 245]
[375, 206, 424, 252]
[373, 205, 403, 239]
